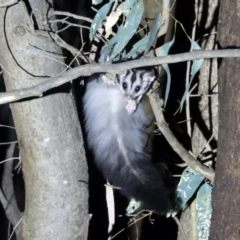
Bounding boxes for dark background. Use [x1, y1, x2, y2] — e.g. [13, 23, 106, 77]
[0, 0, 206, 239]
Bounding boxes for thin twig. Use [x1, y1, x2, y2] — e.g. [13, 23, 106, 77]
[185, 0, 199, 138]
[50, 33, 89, 63]
[0, 124, 15, 129]
[0, 158, 20, 165]
[1, 143, 22, 240]
[110, 212, 152, 240]
[0, 141, 18, 145]
[52, 10, 92, 23]
[56, 24, 71, 34]
[49, 19, 91, 30]
[8, 218, 22, 240]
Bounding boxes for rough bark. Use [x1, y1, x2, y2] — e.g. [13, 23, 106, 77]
[209, 0, 240, 239]
[177, 1, 218, 239]
[192, 0, 218, 160]
[0, 1, 88, 240]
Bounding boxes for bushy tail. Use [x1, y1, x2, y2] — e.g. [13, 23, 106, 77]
[83, 78, 170, 214]
[100, 151, 170, 215]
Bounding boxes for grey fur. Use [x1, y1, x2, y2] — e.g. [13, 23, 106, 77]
[83, 70, 170, 214]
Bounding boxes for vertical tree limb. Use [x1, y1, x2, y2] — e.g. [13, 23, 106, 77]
[0, 1, 89, 239]
[210, 0, 240, 239]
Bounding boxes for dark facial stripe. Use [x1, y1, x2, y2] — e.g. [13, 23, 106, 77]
[130, 70, 137, 88]
[139, 71, 144, 81]
[116, 74, 120, 83]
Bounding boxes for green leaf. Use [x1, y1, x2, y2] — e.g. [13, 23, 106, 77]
[109, 0, 144, 59]
[125, 35, 150, 58]
[118, 0, 137, 13]
[89, 0, 114, 41]
[108, 25, 124, 48]
[170, 167, 204, 216]
[98, 46, 111, 63]
[144, 13, 162, 55]
[92, 0, 104, 5]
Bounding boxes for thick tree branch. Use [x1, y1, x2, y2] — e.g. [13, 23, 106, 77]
[149, 83, 215, 182]
[0, 1, 89, 239]
[0, 49, 239, 105]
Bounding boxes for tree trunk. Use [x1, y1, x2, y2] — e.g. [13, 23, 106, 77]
[209, 0, 240, 239]
[0, 1, 88, 239]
